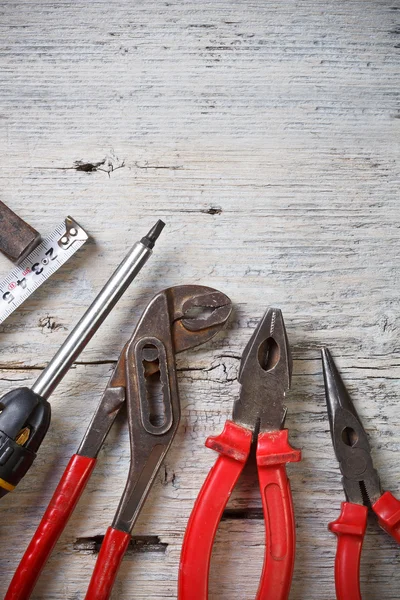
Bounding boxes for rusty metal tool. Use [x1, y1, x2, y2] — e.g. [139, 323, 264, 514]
[0, 201, 42, 264]
[5, 284, 232, 600]
[0, 221, 164, 498]
[179, 307, 301, 600]
[321, 348, 400, 600]
[0, 214, 88, 324]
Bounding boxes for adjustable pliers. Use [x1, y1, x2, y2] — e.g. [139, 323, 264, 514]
[179, 307, 301, 600]
[6, 285, 232, 600]
[321, 348, 400, 600]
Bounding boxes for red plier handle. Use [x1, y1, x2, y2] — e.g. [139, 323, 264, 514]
[85, 527, 131, 600]
[178, 420, 301, 600]
[330, 492, 400, 600]
[373, 491, 400, 543]
[5, 454, 96, 600]
[329, 502, 368, 600]
[5, 454, 130, 600]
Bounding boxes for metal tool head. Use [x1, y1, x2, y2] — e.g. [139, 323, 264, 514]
[321, 347, 382, 506]
[232, 307, 292, 433]
[94, 284, 231, 534]
[78, 285, 232, 462]
[169, 285, 232, 353]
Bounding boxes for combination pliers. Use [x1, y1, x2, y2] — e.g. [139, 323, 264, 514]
[179, 307, 301, 600]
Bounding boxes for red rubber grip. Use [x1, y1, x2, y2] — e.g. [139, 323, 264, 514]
[5, 454, 96, 600]
[373, 491, 400, 543]
[256, 429, 301, 600]
[329, 502, 368, 600]
[178, 420, 252, 600]
[85, 526, 131, 600]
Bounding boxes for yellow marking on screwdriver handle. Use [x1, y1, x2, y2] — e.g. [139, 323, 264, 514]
[15, 427, 30, 446]
[0, 477, 15, 492]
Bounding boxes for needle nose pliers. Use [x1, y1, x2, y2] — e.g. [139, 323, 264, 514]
[321, 347, 400, 600]
[179, 307, 301, 600]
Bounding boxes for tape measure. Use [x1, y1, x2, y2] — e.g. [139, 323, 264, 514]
[0, 216, 88, 324]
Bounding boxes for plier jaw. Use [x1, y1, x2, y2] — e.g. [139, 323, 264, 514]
[321, 347, 381, 506]
[233, 307, 292, 434]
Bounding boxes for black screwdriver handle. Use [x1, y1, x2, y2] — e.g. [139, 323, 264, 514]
[0, 388, 50, 497]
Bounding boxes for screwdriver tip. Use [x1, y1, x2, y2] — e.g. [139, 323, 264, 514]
[141, 220, 165, 249]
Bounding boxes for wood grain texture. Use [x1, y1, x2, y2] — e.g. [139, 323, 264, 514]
[0, 0, 399, 598]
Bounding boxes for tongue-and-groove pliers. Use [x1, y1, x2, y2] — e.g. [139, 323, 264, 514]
[5, 285, 232, 600]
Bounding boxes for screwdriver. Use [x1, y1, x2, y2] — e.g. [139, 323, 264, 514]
[0, 220, 165, 498]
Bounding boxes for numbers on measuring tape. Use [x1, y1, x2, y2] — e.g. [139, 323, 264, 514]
[16, 277, 27, 289]
[32, 262, 44, 276]
[0, 218, 88, 324]
[2, 246, 62, 297]
[2, 291, 14, 304]
[45, 247, 57, 261]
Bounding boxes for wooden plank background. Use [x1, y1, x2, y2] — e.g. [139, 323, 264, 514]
[0, 1, 399, 598]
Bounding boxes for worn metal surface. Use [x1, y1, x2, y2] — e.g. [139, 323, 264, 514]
[233, 307, 292, 433]
[114, 286, 231, 534]
[0, 0, 399, 598]
[321, 347, 382, 506]
[0, 200, 41, 264]
[79, 285, 232, 535]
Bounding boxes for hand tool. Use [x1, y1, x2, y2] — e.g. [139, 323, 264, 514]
[0, 200, 42, 264]
[5, 284, 232, 600]
[0, 216, 88, 324]
[0, 220, 164, 498]
[179, 307, 301, 600]
[321, 347, 400, 600]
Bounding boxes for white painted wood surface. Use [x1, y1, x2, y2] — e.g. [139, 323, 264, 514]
[0, 1, 399, 598]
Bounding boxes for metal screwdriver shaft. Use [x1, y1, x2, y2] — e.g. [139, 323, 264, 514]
[0, 221, 165, 497]
[32, 220, 165, 399]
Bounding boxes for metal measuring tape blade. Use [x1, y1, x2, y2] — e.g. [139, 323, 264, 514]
[0, 216, 88, 324]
